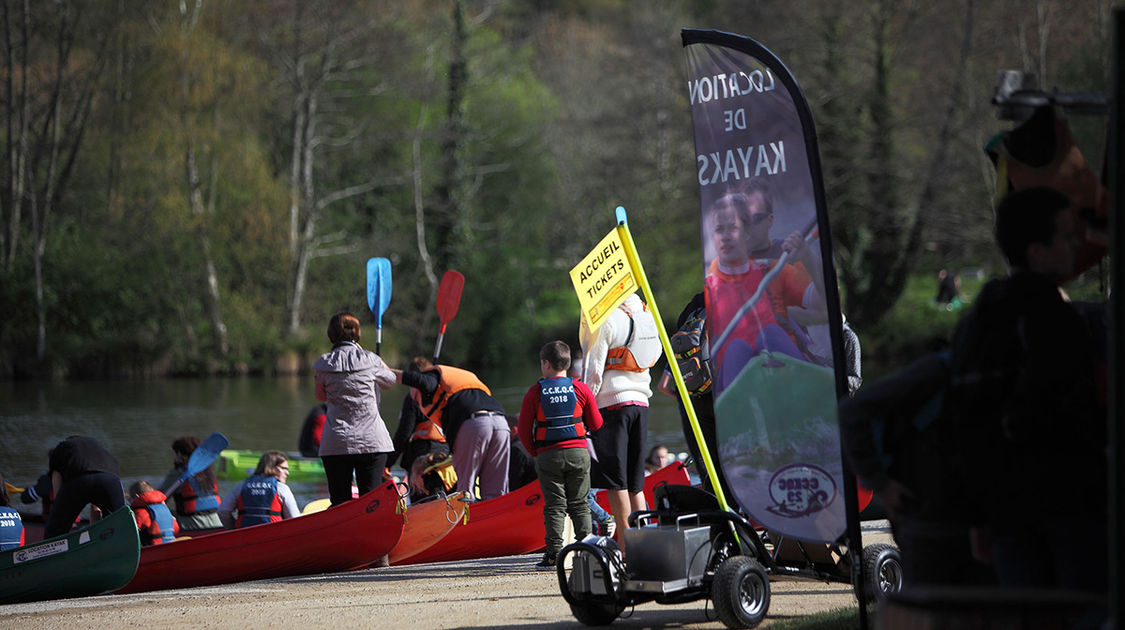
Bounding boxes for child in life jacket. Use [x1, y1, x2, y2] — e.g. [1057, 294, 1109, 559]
[0, 473, 25, 551]
[517, 340, 604, 569]
[128, 480, 178, 545]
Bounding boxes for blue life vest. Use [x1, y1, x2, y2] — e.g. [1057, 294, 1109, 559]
[140, 503, 177, 545]
[0, 506, 23, 551]
[534, 377, 587, 447]
[175, 475, 221, 515]
[237, 475, 282, 527]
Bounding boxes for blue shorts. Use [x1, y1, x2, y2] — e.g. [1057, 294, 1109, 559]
[589, 404, 648, 494]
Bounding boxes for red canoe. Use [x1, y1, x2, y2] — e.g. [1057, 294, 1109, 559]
[593, 461, 693, 513]
[404, 462, 692, 565]
[400, 480, 547, 565]
[117, 481, 405, 594]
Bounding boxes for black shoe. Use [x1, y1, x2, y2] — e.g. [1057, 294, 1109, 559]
[535, 553, 556, 570]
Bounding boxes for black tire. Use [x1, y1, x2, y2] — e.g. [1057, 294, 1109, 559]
[711, 555, 770, 628]
[569, 601, 623, 626]
[862, 543, 903, 601]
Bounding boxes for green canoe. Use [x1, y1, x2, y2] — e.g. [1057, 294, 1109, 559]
[216, 449, 326, 483]
[0, 506, 140, 604]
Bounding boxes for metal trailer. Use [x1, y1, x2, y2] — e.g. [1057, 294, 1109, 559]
[556, 484, 902, 629]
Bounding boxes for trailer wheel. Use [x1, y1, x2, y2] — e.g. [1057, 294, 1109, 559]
[862, 543, 903, 601]
[711, 555, 770, 628]
[569, 601, 623, 626]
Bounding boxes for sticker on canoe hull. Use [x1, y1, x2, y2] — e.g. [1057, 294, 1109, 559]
[13, 539, 69, 564]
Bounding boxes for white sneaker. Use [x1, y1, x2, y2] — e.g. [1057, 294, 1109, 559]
[602, 516, 616, 538]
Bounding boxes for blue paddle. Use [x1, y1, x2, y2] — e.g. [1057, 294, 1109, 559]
[163, 432, 229, 495]
[367, 257, 392, 353]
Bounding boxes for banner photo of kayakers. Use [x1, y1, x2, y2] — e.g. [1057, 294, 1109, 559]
[682, 30, 846, 544]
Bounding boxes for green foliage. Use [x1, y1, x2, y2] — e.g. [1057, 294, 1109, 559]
[765, 606, 862, 630]
[0, 1, 1114, 379]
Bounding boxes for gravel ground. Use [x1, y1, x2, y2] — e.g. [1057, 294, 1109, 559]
[0, 522, 893, 629]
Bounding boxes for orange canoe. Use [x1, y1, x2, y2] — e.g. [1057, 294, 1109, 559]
[389, 492, 471, 566]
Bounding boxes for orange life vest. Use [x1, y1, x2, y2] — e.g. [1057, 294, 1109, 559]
[605, 301, 661, 372]
[410, 389, 446, 443]
[415, 366, 491, 428]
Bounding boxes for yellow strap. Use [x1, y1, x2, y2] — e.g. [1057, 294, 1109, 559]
[4, 481, 24, 494]
[993, 154, 1009, 208]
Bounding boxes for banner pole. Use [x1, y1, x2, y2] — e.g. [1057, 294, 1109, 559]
[614, 206, 731, 514]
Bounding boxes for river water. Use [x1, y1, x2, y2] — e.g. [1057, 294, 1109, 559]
[0, 375, 692, 509]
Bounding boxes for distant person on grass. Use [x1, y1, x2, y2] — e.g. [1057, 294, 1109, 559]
[518, 340, 603, 569]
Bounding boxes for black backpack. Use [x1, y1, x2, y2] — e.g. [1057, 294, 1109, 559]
[670, 307, 712, 396]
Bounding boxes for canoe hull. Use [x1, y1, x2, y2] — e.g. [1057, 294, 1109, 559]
[0, 507, 140, 605]
[389, 492, 470, 566]
[405, 463, 692, 565]
[117, 481, 404, 594]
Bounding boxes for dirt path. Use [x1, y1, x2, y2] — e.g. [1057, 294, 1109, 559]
[0, 522, 892, 629]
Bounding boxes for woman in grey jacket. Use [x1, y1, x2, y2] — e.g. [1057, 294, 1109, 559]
[314, 312, 398, 506]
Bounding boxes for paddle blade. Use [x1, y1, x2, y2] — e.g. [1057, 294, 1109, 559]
[436, 270, 464, 325]
[183, 432, 229, 480]
[367, 257, 393, 327]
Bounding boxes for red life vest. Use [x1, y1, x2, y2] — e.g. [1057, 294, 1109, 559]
[130, 491, 178, 545]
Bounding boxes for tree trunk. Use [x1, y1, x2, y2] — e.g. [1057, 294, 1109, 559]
[185, 142, 229, 357]
[3, 0, 30, 270]
[433, 0, 469, 272]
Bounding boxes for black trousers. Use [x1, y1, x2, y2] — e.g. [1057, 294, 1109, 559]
[44, 472, 125, 538]
[321, 452, 390, 506]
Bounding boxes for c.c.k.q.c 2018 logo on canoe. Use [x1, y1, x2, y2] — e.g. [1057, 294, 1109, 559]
[526, 493, 541, 507]
[766, 464, 837, 518]
[365, 498, 381, 513]
[98, 527, 116, 542]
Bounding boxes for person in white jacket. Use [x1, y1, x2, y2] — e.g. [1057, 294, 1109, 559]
[579, 293, 661, 551]
[314, 312, 397, 506]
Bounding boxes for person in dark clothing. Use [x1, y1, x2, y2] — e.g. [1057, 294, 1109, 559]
[656, 292, 735, 505]
[44, 436, 125, 538]
[934, 268, 961, 305]
[388, 357, 450, 487]
[506, 414, 538, 491]
[948, 186, 1106, 593]
[839, 351, 989, 588]
[394, 363, 510, 500]
[298, 403, 327, 458]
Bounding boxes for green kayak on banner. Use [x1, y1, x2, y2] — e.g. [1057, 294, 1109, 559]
[715, 351, 848, 544]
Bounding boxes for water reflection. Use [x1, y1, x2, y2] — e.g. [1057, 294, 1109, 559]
[0, 375, 691, 509]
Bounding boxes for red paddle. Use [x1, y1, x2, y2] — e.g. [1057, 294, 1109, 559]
[433, 270, 465, 363]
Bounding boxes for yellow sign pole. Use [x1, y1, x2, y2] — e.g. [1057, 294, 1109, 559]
[612, 206, 731, 514]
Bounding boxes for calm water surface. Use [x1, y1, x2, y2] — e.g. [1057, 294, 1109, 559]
[0, 375, 691, 509]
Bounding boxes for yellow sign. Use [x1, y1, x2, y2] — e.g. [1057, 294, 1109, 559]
[569, 228, 636, 329]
